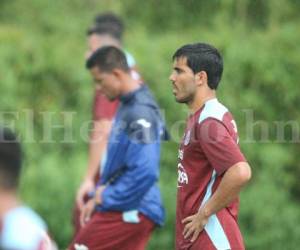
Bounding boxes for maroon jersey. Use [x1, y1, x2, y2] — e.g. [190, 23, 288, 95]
[93, 89, 119, 120]
[176, 98, 246, 250]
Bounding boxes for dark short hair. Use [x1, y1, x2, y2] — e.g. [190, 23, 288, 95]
[0, 127, 22, 190]
[172, 43, 223, 89]
[86, 46, 130, 73]
[87, 12, 124, 41]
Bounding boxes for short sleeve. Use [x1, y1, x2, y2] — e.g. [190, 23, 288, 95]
[0, 207, 54, 250]
[125, 51, 136, 68]
[93, 89, 119, 120]
[198, 118, 246, 175]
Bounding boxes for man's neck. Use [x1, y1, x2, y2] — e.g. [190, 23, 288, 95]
[188, 90, 216, 113]
[121, 74, 141, 95]
[0, 191, 20, 219]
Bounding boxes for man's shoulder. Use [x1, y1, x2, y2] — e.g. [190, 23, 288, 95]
[1, 206, 48, 249]
[198, 99, 230, 125]
[3, 206, 46, 230]
[124, 88, 159, 123]
[122, 104, 158, 139]
[134, 85, 157, 104]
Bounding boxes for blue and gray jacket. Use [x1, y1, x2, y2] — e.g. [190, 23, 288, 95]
[95, 85, 167, 226]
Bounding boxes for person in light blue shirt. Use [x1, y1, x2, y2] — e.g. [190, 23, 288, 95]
[0, 127, 56, 250]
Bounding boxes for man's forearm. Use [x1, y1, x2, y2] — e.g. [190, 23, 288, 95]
[84, 119, 112, 180]
[202, 162, 251, 217]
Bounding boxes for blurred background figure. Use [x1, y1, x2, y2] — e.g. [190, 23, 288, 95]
[0, 127, 57, 250]
[73, 12, 142, 237]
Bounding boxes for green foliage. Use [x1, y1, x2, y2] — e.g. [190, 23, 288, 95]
[1, 0, 300, 249]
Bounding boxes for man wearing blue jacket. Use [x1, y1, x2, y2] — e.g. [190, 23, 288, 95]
[69, 46, 166, 250]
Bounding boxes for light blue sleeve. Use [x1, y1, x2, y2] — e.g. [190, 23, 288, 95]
[0, 207, 48, 250]
[125, 51, 136, 68]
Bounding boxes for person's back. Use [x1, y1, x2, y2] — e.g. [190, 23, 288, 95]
[0, 127, 56, 250]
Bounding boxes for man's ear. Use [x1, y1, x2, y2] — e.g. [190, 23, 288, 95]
[112, 68, 123, 79]
[195, 71, 208, 86]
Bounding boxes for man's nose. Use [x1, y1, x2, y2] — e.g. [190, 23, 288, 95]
[169, 73, 175, 82]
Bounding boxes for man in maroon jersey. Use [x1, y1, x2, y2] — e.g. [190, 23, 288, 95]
[169, 43, 252, 250]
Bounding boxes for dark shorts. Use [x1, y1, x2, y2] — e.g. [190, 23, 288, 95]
[69, 211, 155, 250]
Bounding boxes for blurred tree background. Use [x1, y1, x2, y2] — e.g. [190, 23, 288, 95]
[1, 0, 300, 249]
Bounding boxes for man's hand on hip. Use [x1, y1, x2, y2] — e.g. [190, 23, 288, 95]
[182, 208, 209, 242]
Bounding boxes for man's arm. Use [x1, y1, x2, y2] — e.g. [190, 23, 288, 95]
[80, 139, 160, 226]
[76, 119, 112, 210]
[100, 141, 160, 211]
[98, 110, 162, 211]
[182, 162, 251, 242]
[202, 161, 251, 216]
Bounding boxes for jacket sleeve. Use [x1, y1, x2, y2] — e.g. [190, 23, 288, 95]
[101, 109, 162, 211]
